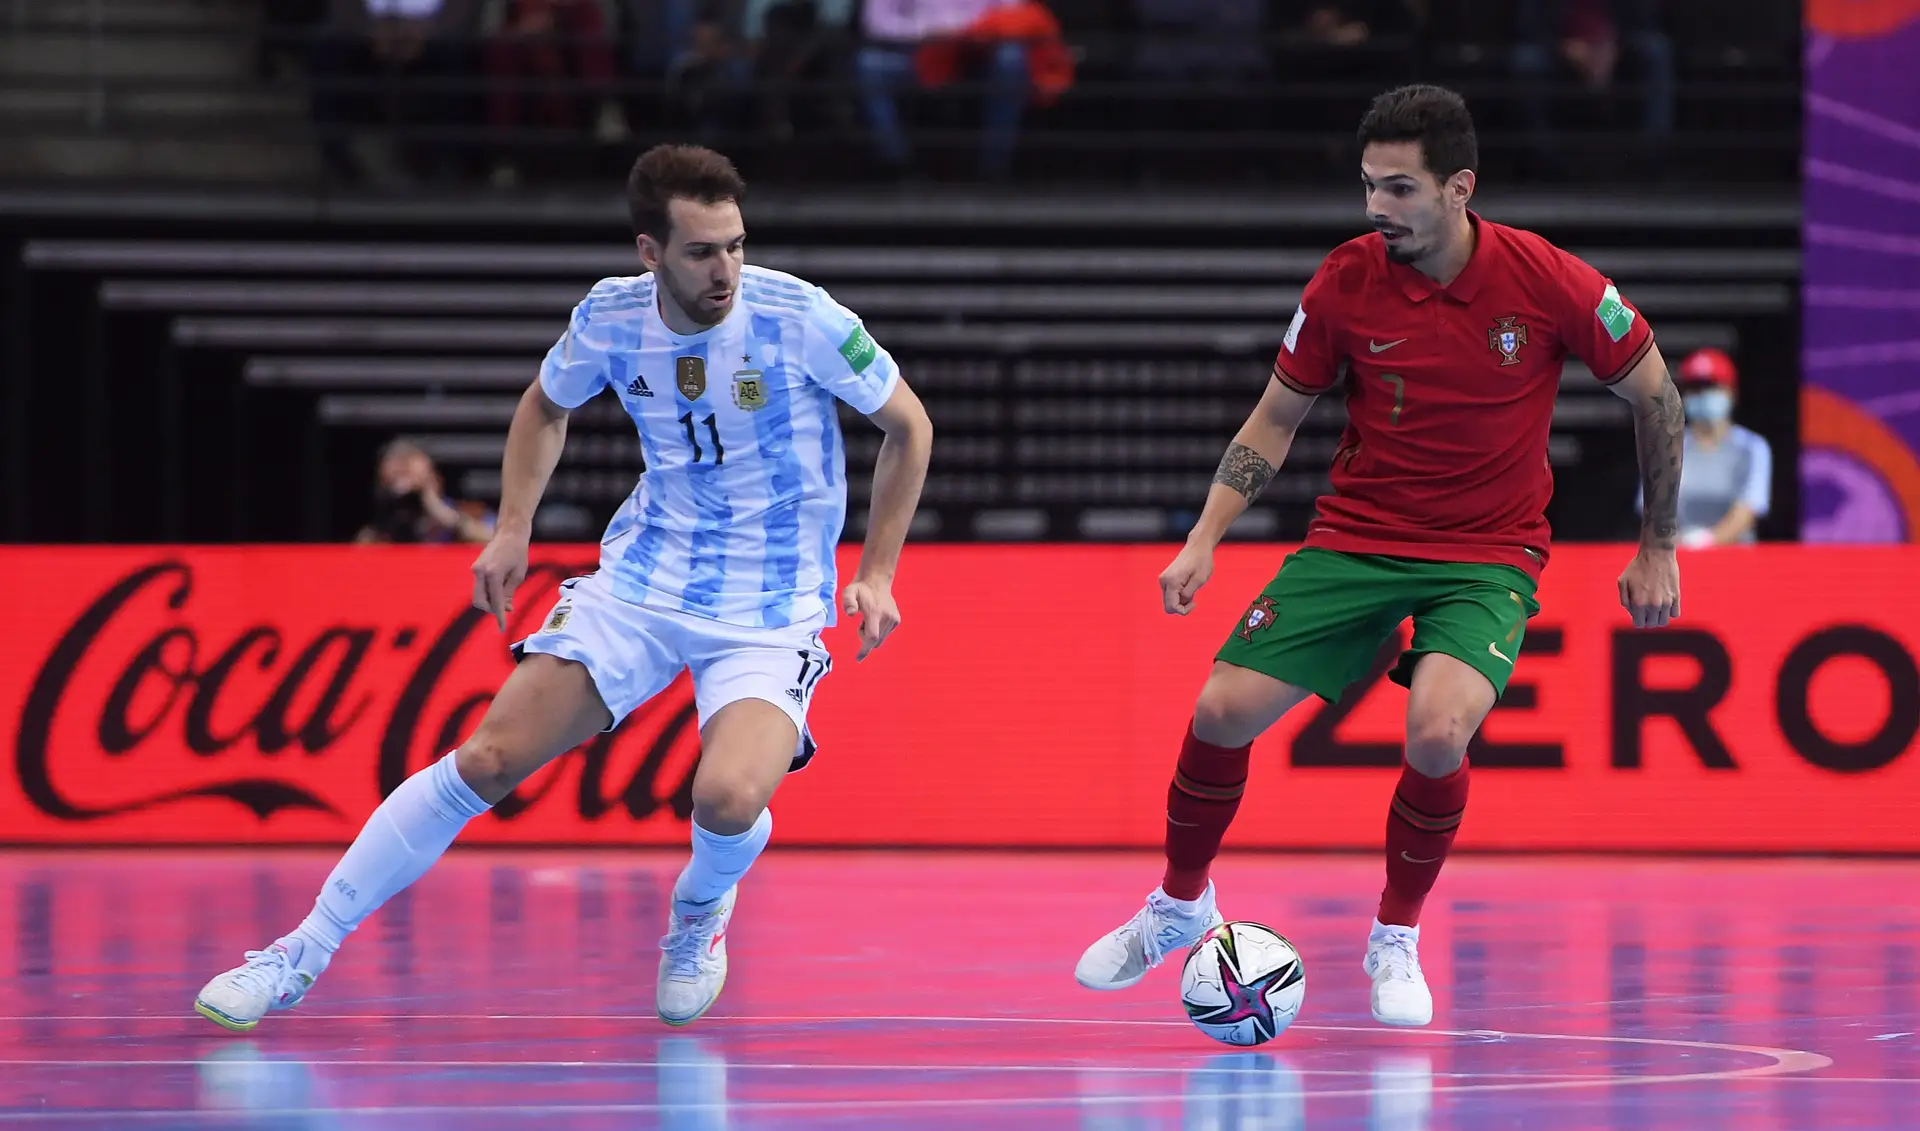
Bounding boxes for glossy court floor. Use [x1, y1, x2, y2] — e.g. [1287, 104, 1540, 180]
[1, 851, 1916, 1129]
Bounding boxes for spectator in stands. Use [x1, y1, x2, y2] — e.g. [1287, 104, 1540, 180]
[1512, 0, 1673, 171]
[1637, 348, 1771, 547]
[356, 439, 496, 543]
[308, 0, 480, 185]
[1267, 1, 1421, 121]
[856, 0, 1033, 181]
[662, 1, 757, 142]
[620, 0, 698, 79]
[261, 0, 331, 81]
[480, 0, 631, 188]
[745, 0, 858, 147]
[1131, 0, 1268, 85]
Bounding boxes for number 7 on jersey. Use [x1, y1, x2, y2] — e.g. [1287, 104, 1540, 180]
[1376, 373, 1406, 425]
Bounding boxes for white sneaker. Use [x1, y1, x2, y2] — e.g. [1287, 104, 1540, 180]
[1364, 921, 1433, 1027]
[657, 887, 736, 1026]
[193, 939, 319, 1032]
[1075, 883, 1225, 990]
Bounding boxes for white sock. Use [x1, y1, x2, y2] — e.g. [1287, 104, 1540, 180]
[1371, 919, 1419, 942]
[1158, 882, 1210, 917]
[289, 751, 490, 970]
[673, 809, 773, 909]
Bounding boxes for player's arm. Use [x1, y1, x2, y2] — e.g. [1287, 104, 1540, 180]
[1607, 345, 1683, 549]
[1191, 378, 1319, 549]
[1160, 378, 1318, 616]
[1605, 343, 1685, 626]
[1553, 252, 1680, 627]
[803, 289, 930, 660]
[472, 292, 609, 629]
[849, 377, 932, 596]
[495, 380, 572, 541]
[1161, 266, 1341, 616]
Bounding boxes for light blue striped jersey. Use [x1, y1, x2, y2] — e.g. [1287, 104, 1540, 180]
[539, 265, 900, 628]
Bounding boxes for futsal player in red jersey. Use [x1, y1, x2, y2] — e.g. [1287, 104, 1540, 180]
[1075, 85, 1687, 1026]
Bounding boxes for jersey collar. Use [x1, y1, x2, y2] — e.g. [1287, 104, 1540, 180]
[1387, 210, 1497, 305]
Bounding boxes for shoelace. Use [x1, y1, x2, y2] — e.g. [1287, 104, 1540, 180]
[227, 949, 296, 1000]
[658, 915, 717, 981]
[1374, 934, 1422, 982]
[1132, 896, 1198, 966]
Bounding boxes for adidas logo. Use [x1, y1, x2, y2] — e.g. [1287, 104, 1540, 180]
[626, 375, 654, 398]
[786, 687, 804, 704]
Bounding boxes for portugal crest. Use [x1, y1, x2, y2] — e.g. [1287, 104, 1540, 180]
[1488, 316, 1529, 367]
[1236, 596, 1279, 641]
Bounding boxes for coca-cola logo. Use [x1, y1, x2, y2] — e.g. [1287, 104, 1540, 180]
[14, 559, 704, 825]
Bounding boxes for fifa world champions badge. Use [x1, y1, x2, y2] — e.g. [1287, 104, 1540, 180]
[676, 356, 708, 399]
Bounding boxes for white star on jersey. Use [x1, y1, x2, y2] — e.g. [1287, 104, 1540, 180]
[539, 265, 900, 629]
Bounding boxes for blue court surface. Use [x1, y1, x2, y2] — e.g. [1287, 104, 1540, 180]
[0, 850, 1915, 1129]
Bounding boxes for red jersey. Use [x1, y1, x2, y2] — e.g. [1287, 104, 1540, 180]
[1272, 212, 1654, 579]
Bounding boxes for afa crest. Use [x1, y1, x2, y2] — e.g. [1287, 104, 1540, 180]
[1488, 315, 1529, 367]
[1236, 596, 1279, 641]
[543, 604, 572, 634]
[732, 370, 768, 411]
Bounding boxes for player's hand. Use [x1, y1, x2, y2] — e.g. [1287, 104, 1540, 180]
[841, 576, 900, 661]
[1617, 544, 1681, 629]
[1159, 541, 1215, 616]
[470, 528, 531, 633]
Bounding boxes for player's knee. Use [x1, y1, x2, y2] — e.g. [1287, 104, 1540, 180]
[1192, 684, 1262, 749]
[1403, 711, 1473, 777]
[454, 732, 530, 806]
[690, 774, 771, 835]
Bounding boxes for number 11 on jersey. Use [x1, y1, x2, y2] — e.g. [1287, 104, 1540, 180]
[680, 412, 725, 465]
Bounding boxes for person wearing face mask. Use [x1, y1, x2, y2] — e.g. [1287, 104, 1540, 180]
[1643, 347, 1771, 548]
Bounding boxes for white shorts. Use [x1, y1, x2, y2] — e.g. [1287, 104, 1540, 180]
[511, 570, 831, 772]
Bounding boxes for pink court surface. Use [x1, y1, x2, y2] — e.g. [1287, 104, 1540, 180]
[1, 849, 1916, 1129]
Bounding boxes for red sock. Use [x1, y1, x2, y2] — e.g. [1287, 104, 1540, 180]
[1161, 722, 1252, 901]
[1377, 758, 1470, 927]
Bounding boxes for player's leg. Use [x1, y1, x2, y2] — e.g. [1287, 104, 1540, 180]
[654, 619, 831, 1026]
[1365, 567, 1538, 1026]
[193, 572, 664, 1032]
[193, 654, 612, 1031]
[1071, 663, 1314, 992]
[1075, 549, 1405, 991]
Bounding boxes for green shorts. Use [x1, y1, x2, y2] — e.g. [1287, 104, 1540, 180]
[1215, 547, 1540, 703]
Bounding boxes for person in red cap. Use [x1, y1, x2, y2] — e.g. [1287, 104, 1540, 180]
[1642, 347, 1772, 547]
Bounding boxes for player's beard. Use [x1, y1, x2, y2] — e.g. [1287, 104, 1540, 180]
[661, 270, 734, 329]
[1379, 227, 1420, 264]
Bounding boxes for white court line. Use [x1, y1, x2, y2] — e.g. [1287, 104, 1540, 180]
[1762, 1078, 1920, 1085]
[0, 1017, 1833, 1071]
[0, 1061, 1599, 1081]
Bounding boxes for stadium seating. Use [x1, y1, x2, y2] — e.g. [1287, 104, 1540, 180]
[7, 188, 1797, 543]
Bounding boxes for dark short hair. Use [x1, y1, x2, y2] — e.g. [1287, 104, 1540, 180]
[1357, 85, 1478, 182]
[626, 144, 747, 243]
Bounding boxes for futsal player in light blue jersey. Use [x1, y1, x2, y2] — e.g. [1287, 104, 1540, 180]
[196, 145, 934, 1031]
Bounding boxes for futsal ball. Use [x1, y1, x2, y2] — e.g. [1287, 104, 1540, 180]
[1179, 922, 1306, 1046]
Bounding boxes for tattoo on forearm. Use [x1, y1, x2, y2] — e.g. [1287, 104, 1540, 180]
[1215, 442, 1277, 503]
[1634, 370, 1685, 548]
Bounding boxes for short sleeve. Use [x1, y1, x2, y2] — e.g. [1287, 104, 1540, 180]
[1551, 250, 1654, 385]
[538, 295, 612, 409]
[1272, 261, 1342, 395]
[1740, 430, 1773, 517]
[802, 286, 900, 415]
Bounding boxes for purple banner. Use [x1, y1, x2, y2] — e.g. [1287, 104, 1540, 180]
[1803, 4, 1920, 542]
